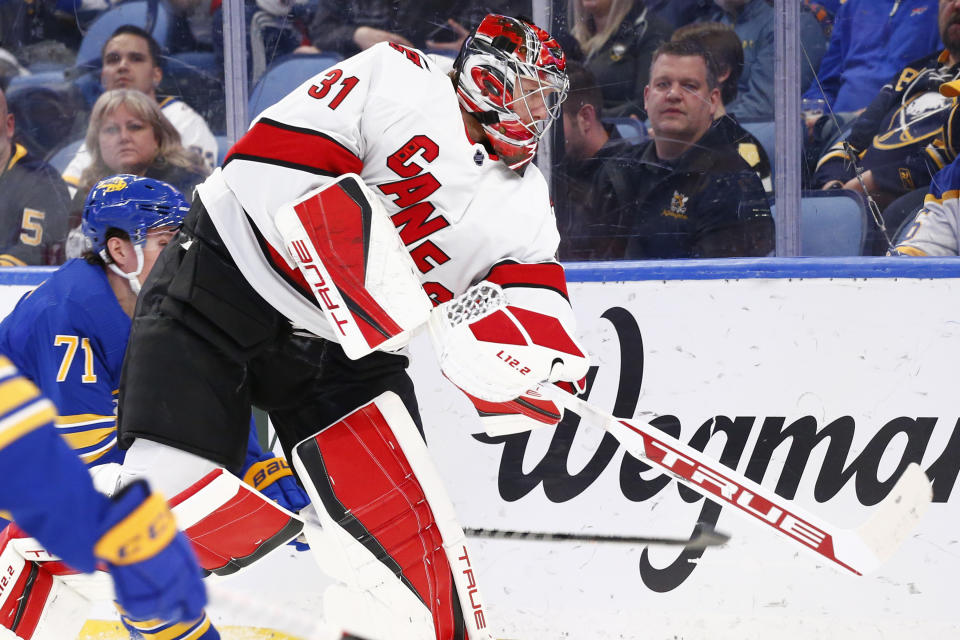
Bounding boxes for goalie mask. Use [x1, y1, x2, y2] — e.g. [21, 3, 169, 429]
[454, 14, 568, 173]
[82, 174, 189, 293]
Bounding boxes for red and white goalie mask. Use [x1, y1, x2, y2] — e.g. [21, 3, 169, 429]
[454, 14, 569, 172]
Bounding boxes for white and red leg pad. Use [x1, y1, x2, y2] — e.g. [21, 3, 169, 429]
[292, 392, 493, 640]
[168, 468, 304, 578]
[274, 174, 432, 359]
[0, 524, 95, 640]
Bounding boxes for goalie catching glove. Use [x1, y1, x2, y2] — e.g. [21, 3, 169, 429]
[428, 260, 589, 405]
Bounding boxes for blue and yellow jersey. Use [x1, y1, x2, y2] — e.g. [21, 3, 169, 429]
[0, 259, 130, 466]
[894, 160, 960, 256]
[0, 355, 110, 572]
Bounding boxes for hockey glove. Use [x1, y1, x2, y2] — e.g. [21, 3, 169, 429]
[94, 480, 206, 623]
[242, 454, 311, 514]
[429, 280, 590, 402]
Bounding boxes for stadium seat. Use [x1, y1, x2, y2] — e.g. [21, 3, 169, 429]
[247, 53, 342, 123]
[740, 118, 775, 161]
[770, 190, 868, 256]
[46, 139, 86, 175]
[76, 0, 172, 69]
[602, 117, 648, 145]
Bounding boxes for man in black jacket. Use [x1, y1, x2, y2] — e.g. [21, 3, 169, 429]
[619, 39, 773, 258]
[554, 61, 639, 261]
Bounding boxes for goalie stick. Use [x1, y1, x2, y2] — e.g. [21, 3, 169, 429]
[464, 522, 729, 549]
[535, 383, 932, 576]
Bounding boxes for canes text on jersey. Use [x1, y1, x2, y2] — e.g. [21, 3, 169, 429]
[379, 136, 455, 305]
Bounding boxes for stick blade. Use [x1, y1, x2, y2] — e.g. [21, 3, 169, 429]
[688, 523, 731, 549]
[846, 462, 932, 574]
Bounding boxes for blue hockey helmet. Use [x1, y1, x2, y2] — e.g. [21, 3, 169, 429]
[82, 174, 189, 254]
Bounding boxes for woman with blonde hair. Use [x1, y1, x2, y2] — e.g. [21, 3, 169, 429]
[74, 89, 208, 211]
[63, 89, 208, 257]
[569, 0, 673, 119]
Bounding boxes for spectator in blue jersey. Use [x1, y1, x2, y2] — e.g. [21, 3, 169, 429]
[814, 0, 960, 211]
[0, 87, 70, 266]
[803, 0, 941, 116]
[890, 156, 960, 256]
[711, 0, 826, 120]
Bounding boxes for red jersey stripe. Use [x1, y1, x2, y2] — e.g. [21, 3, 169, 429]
[225, 118, 363, 176]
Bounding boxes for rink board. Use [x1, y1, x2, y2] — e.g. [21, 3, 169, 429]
[2, 258, 959, 639]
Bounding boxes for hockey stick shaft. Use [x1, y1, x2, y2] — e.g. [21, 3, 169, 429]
[464, 523, 729, 548]
[536, 384, 932, 576]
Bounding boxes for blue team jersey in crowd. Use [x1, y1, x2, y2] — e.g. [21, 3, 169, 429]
[0, 259, 130, 466]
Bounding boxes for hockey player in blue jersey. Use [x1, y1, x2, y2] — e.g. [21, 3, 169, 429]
[0, 175, 309, 640]
[0, 355, 207, 636]
[0, 174, 185, 466]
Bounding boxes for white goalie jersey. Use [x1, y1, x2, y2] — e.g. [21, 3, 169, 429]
[198, 42, 561, 342]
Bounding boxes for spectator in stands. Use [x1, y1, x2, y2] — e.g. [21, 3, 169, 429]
[0, 87, 70, 266]
[711, 0, 826, 120]
[643, 0, 715, 29]
[568, 0, 673, 119]
[62, 25, 217, 189]
[621, 39, 773, 258]
[814, 0, 960, 211]
[304, 1, 448, 57]
[68, 89, 208, 234]
[424, 1, 533, 54]
[890, 156, 960, 256]
[554, 61, 638, 260]
[803, 0, 940, 116]
[670, 21, 771, 190]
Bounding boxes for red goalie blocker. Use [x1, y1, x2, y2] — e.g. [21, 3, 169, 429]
[275, 174, 432, 360]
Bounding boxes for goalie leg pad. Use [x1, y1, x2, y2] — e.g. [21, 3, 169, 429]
[292, 392, 493, 640]
[121, 439, 305, 578]
[274, 174, 432, 359]
[169, 468, 304, 578]
[0, 525, 91, 640]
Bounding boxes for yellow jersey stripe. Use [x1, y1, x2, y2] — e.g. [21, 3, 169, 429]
[56, 413, 116, 427]
[895, 245, 928, 256]
[0, 400, 58, 450]
[121, 613, 210, 640]
[0, 377, 43, 416]
[60, 425, 116, 450]
[79, 438, 119, 465]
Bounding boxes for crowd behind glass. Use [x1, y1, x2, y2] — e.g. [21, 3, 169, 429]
[1, 0, 958, 264]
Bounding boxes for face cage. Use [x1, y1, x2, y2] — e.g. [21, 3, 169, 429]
[500, 59, 569, 142]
